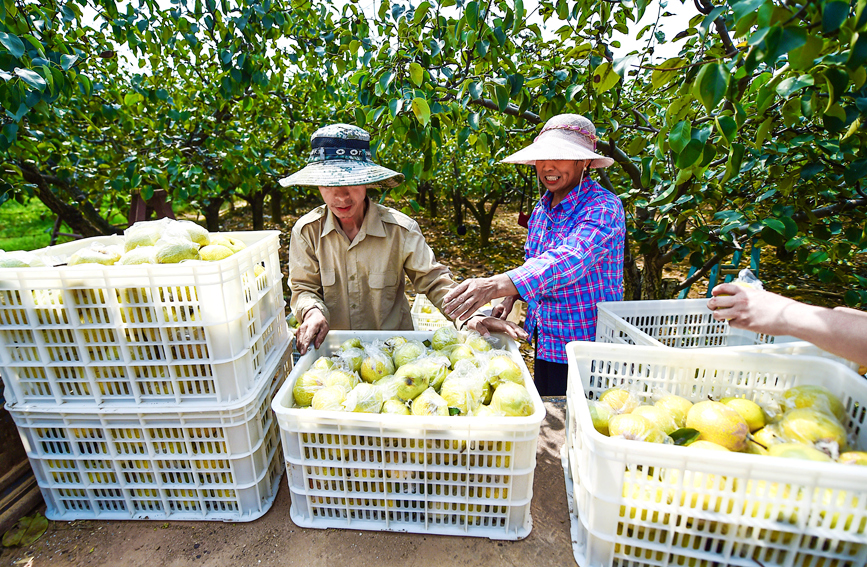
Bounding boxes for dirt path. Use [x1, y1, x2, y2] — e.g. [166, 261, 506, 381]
[0, 401, 576, 567]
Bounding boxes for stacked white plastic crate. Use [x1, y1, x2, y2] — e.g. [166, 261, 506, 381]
[0, 231, 291, 521]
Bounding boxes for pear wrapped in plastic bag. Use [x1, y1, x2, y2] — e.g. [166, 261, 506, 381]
[431, 325, 461, 351]
[312, 385, 348, 411]
[411, 387, 450, 416]
[439, 360, 487, 415]
[293, 370, 328, 407]
[392, 340, 427, 368]
[343, 383, 384, 413]
[360, 347, 395, 383]
[68, 243, 122, 266]
[490, 382, 534, 417]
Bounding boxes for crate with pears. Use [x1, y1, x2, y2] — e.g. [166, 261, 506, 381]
[271, 328, 546, 540]
[565, 342, 867, 567]
[0, 219, 289, 406]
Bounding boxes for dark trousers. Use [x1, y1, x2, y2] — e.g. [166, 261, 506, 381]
[533, 357, 569, 396]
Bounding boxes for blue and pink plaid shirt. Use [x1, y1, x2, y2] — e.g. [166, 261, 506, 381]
[507, 177, 625, 363]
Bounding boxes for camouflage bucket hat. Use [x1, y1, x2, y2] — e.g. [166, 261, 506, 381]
[278, 124, 405, 188]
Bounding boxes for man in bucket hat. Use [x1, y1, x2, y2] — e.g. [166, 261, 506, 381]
[283, 123, 524, 354]
[443, 114, 625, 395]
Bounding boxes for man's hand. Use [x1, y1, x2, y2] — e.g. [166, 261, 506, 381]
[443, 274, 518, 321]
[296, 308, 329, 355]
[491, 294, 520, 320]
[467, 316, 529, 342]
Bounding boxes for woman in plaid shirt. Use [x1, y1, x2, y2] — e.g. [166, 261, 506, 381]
[444, 114, 625, 396]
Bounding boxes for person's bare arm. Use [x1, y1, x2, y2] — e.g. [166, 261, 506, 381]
[295, 307, 329, 355]
[466, 315, 529, 342]
[708, 284, 867, 366]
[442, 273, 519, 321]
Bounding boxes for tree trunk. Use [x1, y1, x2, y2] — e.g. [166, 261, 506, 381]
[428, 186, 438, 218]
[270, 189, 283, 227]
[451, 187, 463, 227]
[202, 197, 225, 232]
[249, 192, 266, 230]
[417, 181, 428, 209]
[20, 162, 119, 237]
[640, 249, 665, 300]
[622, 237, 641, 301]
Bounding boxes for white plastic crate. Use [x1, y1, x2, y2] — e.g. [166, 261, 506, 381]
[0, 231, 290, 406]
[565, 341, 867, 567]
[6, 348, 292, 522]
[410, 294, 454, 331]
[595, 298, 861, 372]
[272, 330, 545, 540]
[595, 299, 803, 348]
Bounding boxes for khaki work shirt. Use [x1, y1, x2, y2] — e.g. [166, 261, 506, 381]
[289, 201, 456, 331]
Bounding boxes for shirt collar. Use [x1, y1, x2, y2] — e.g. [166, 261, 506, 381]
[320, 198, 387, 241]
[541, 177, 592, 217]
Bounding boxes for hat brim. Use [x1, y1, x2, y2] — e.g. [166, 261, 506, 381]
[499, 138, 614, 168]
[278, 160, 405, 188]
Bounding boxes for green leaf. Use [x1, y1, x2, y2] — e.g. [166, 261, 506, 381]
[466, 1, 479, 29]
[411, 97, 431, 126]
[776, 74, 814, 97]
[675, 139, 704, 168]
[823, 67, 849, 111]
[857, 0, 867, 30]
[494, 84, 509, 111]
[848, 33, 867, 70]
[0, 32, 25, 59]
[670, 428, 700, 446]
[692, 62, 729, 112]
[789, 34, 823, 70]
[651, 57, 685, 89]
[669, 120, 691, 153]
[379, 71, 395, 92]
[468, 81, 482, 100]
[14, 68, 46, 91]
[448, 407, 461, 416]
[823, 1, 849, 34]
[755, 117, 773, 147]
[409, 62, 423, 87]
[592, 62, 621, 93]
[60, 54, 79, 71]
[648, 182, 677, 206]
[722, 142, 745, 183]
[762, 218, 786, 235]
[469, 112, 480, 130]
[2, 513, 48, 547]
[412, 1, 430, 24]
[715, 116, 737, 147]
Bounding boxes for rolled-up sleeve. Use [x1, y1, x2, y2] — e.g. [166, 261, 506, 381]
[289, 224, 330, 322]
[507, 201, 622, 304]
[401, 220, 456, 312]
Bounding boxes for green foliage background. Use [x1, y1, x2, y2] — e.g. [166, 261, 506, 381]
[1, 0, 865, 304]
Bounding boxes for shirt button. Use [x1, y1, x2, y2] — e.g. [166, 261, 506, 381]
[351, 304, 356, 309]
[349, 275, 355, 281]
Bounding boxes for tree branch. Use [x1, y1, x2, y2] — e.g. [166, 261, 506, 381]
[675, 251, 724, 291]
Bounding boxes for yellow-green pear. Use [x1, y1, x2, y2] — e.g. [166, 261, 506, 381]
[632, 405, 678, 435]
[381, 399, 411, 415]
[447, 344, 476, 368]
[440, 375, 486, 415]
[486, 354, 524, 388]
[599, 387, 641, 414]
[608, 413, 666, 443]
[338, 347, 365, 373]
[311, 385, 347, 411]
[311, 357, 335, 371]
[69, 247, 122, 266]
[777, 408, 848, 450]
[392, 340, 426, 368]
[686, 400, 749, 451]
[589, 400, 615, 436]
[118, 246, 157, 265]
[768, 442, 833, 462]
[343, 383, 383, 413]
[489, 382, 533, 417]
[654, 395, 693, 428]
[781, 385, 845, 421]
[324, 369, 360, 391]
[391, 363, 430, 401]
[209, 234, 246, 253]
[721, 397, 766, 432]
[155, 240, 200, 263]
[838, 451, 867, 465]
[293, 370, 327, 407]
[199, 244, 233, 261]
[431, 325, 460, 351]
[411, 387, 449, 416]
[360, 353, 395, 383]
[464, 332, 492, 352]
[177, 220, 210, 246]
[687, 440, 730, 451]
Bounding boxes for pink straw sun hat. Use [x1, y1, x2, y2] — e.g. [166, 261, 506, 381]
[500, 114, 614, 168]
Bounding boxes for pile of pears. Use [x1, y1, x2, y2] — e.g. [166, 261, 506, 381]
[63, 218, 250, 266]
[589, 384, 866, 465]
[292, 326, 535, 417]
